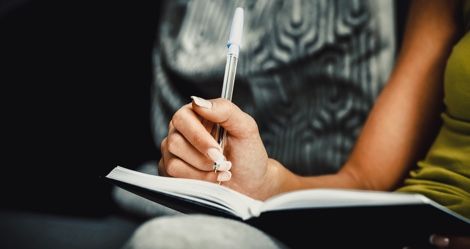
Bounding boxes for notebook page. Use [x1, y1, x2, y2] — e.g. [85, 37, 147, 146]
[107, 166, 261, 219]
[260, 189, 428, 213]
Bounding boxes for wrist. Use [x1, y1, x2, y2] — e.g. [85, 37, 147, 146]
[258, 158, 300, 200]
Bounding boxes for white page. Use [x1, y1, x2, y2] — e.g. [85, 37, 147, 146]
[260, 189, 430, 213]
[106, 166, 262, 219]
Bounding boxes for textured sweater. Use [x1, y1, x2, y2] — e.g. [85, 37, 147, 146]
[151, 0, 395, 175]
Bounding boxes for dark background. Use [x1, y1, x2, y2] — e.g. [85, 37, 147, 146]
[0, 0, 410, 219]
[1, 0, 162, 216]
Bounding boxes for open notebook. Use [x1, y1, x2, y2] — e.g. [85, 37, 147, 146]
[106, 166, 470, 248]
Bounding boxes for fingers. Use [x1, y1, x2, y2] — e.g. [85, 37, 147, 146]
[191, 96, 259, 138]
[171, 104, 224, 161]
[165, 156, 231, 182]
[430, 234, 470, 249]
[166, 131, 231, 171]
[161, 123, 231, 182]
[166, 156, 217, 181]
[168, 156, 231, 182]
[161, 99, 251, 183]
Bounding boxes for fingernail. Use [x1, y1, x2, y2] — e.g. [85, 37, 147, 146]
[217, 171, 232, 181]
[429, 234, 450, 248]
[217, 161, 232, 171]
[207, 147, 225, 165]
[191, 96, 212, 109]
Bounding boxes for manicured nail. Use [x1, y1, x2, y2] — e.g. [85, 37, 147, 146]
[217, 161, 232, 171]
[191, 96, 212, 109]
[207, 147, 225, 166]
[429, 234, 450, 248]
[217, 171, 232, 181]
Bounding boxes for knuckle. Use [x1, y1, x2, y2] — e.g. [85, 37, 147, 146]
[244, 114, 259, 134]
[170, 115, 180, 131]
[166, 133, 183, 153]
[171, 108, 188, 130]
[165, 158, 179, 176]
[189, 132, 205, 147]
[160, 137, 167, 151]
[227, 100, 237, 110]
[212, 99, 234, 123]
[224, 101, 236, 120]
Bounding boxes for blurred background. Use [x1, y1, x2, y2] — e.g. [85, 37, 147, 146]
[0, 0, 410, 248]
[1, 0, 161, 216]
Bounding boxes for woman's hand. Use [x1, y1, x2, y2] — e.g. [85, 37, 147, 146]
[159, 96, 289, 200]
[429, 234, 470, 249]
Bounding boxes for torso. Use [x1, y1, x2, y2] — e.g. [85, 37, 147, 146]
[397, 0, 470, 219]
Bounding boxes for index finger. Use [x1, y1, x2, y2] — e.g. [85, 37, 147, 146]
[171, 104, 224, 163]
[191, 97, 260, 139]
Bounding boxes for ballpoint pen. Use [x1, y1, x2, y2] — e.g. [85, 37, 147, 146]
[213, 7, 244, 172]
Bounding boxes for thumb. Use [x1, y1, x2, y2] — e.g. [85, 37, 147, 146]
[190, 96, 259, 138]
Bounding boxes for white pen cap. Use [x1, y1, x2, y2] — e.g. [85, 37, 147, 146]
[227, 7, 244, 56]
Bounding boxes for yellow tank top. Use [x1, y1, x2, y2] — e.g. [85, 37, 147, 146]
[397, 1, 470, 219]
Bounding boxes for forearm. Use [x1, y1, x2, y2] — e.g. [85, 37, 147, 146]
[338, 0, 461, 191]
[269, 0, 461, 197]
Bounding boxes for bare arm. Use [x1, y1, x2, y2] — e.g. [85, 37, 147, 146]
[274, 0, 462, 194]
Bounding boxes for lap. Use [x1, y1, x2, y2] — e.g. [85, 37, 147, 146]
[123, 214, 287, 249]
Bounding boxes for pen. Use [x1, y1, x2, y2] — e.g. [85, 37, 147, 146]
[213, 7, 244, 172]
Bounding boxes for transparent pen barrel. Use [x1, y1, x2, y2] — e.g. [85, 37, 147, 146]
[221, 54, 238, 101]
[216, 54, 238, 147]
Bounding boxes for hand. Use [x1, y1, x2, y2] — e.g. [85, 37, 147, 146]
[429, 234, 470, 249]
[159, 96, 284, 200]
